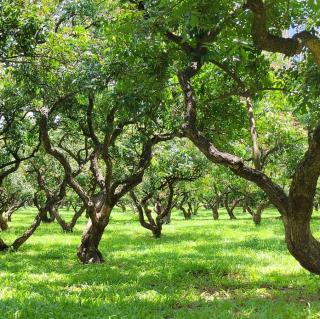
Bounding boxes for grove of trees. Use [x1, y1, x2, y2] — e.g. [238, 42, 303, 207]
[1, 0, 320, 275]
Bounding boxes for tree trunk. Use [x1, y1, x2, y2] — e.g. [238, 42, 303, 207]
[253, 200, 269, 225]
[190, 202, 200, 215]
[6, 210, 13, 222]
[11, 212, 43, 250]
[211, 195, 221, 220]
[284, 216, 320, 274]
[41, 210, 55, 223]
[52, 208, 72, 232]
[224, 195, 237, 220]
[0, 238, 8, 251]
[243, 194, 249, 213]
[152, 225, 162, 238]
[162, 209, 172, 224]
[212, 206, 219, 220]
[178, 51, 320, 274]
[67, 206, 85, 231]
[245, 200, 269, 225]
[77, 205, 112, 264]
[227, 210, 237, 220]
[77, 220, 105, 263]
[0, 214, 8, 231]
[181, 206, 192, 220]
[253, 212, 262, 225]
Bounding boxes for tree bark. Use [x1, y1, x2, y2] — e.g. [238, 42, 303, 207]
[181, 206, 192, 220]
[68, 206, 85, 231]
[224, 194, 237, 220]
[243, 193, 250, 213]
[11, 211, 44, 250]
[253, 212, 261, 225]
[41, 210, 55, 223]
[162, 209, 172, 224]
[77, 205, 112, 264]
[0, 214, 8, 231]
[284, 217, 320, 274]
[212, 206, 219, 220]
[246, 98, 261, 170]
[252, 200, 269, 225]
[77, 220, 106, 263]
[0, 238, 8, 251]
[245, 0, 320, 67]
[51, 206, 83, 233]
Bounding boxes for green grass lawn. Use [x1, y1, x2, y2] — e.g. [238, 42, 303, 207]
[1, 208, 320, 319]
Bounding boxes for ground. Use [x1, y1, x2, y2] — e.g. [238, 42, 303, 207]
[1, 208, 320, 319]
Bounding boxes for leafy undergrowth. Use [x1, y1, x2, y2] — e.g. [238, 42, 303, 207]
[1, 208, 320, 319]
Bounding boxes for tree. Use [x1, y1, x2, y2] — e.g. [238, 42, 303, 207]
[0, 0, 44, 186]
[131, 139, 202, 236]
[125, 0, 320, 273]
[0, 171, 32, 230]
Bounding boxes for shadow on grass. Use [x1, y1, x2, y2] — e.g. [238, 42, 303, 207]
[2, 209, 320, 318]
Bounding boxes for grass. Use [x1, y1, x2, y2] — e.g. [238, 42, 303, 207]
[1, 208, 320, 319]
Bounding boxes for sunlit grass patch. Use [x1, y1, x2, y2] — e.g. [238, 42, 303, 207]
[0, 208, 320, 318]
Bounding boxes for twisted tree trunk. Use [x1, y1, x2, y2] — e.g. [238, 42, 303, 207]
[52, 206, 85, 233]
[0, 210, 45, 252]
[11, 212, 44, 250]
[130, 183, 174, 238]
[77, 204, 112, 264]
[284, 217, 320, 274]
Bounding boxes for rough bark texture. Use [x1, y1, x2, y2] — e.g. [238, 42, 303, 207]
[181, 206, 192, 220]
[76, 192, 111, 263]
[77, 219, 106, 263]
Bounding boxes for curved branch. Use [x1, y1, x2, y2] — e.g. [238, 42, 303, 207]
[179, 67, 289, 214]
[39, 107, 90, 204]
[245, 0, 320, 67]
[289, 124, 320, 218]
